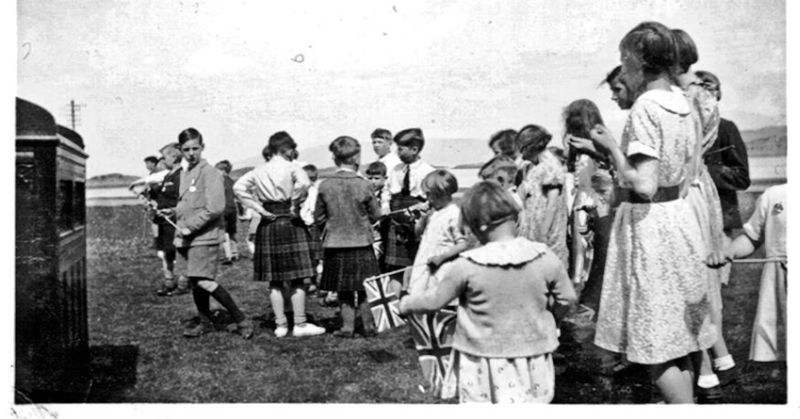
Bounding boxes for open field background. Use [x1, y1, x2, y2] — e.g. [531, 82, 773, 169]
[83, 191, 786, 403]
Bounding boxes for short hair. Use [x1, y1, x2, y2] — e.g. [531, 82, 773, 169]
[215, 159, 232, 174]
[516, 124, 552, 154]
[302, 164, 318, 181]
[267, 131, 297, 157]
[563, 99, 604, 140]
[620, 21, 679, 79]
[261, 144, 271, 162]
[488, 129, 518, 157]
[421, 169, 458, 198]
[604, 65, 623, 85]
[393, 128, 425, 152]
[144, 155, 159, 164]
[672, 28, 698, 74]
[329, 136, 361, 166]
[460, 181, 520, 242]
[478, 155, 518, 181]
[371, 128, 392, 141]
[159, 143, 183, 163]
[365, 161, 387, 177]
[178, 127, 203, 146]
[695, 70, 722, 101]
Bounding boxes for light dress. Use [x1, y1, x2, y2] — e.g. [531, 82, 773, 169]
[682, 82, 730, 321]
[407, 203, 467, 295]
[742, 184, 786, 361]
[518, 149, 569, 266]
[594, 87, 717, 364]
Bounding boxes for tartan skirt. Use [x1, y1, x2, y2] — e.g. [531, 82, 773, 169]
[384, 194, 425, 267]
[320, 246, 380, 292]
[306, 225, 323, 262]
[254, 201, 315, 283]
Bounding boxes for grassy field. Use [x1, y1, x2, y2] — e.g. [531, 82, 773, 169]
[82, 200, 786, 404]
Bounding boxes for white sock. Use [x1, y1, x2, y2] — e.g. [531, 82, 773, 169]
[714, 355, 735, 371]
[697, 374, 720, 388]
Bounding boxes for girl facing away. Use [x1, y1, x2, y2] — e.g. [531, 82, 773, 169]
[399, 181, 577, 403]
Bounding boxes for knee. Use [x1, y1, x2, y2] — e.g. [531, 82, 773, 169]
[195, 279, 218, 293]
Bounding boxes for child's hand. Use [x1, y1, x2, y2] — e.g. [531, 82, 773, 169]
[589, 124, 617, 153]
[706, 250, 732, 268]
[427, 255, 447, 272]
[259, 210, 277, 222]
[179, 227, 192, 236]
[566, 134, 599, 154]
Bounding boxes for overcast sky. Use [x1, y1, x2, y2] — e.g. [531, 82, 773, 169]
[17, 0, 786, 177]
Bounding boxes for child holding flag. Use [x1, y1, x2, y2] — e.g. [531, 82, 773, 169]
[400, 181, 576, 403]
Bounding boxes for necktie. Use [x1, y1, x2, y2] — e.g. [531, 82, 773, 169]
[401, 165, 411, 195]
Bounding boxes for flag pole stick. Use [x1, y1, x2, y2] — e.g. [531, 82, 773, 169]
[731, 258, 786, 264]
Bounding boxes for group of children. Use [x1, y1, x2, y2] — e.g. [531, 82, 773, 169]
[129, 20, 785, 405]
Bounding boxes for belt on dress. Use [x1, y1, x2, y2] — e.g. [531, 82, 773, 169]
[261, 200, 292, 215]
[619, 185, 681, 204]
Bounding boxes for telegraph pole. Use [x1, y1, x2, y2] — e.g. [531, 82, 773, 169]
[70, 100, 76, 130]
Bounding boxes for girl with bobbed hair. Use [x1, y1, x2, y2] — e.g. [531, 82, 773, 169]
[515, 125, 569, 266]
[588, 21, 716, 403]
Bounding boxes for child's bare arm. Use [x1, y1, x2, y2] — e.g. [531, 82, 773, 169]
[428, 240, 472, 272]
[707, 233, 758, 268]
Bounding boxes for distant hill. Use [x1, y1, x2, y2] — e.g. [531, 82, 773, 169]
[87, 173, 138, 188]
[740, 126, 786, 157]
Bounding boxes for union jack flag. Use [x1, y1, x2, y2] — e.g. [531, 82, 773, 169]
[406, 306, 457, 396]
[363, 275, 406, 332]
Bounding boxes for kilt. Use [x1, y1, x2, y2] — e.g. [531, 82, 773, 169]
[384, 194, 426, 267]
[254, 201, 315, 283]
[320, 246, 380, 292]
[307, 225, 323, 262]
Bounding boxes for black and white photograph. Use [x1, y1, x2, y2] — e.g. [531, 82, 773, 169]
[9, 0, 795, 414]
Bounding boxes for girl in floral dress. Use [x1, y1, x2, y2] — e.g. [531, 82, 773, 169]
[589, 21, 716, 403]
[516, 125, 569, 267]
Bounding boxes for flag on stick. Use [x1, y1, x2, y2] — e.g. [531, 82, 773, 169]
[363, 275, 406, 332]
[406, 306, 457, 396]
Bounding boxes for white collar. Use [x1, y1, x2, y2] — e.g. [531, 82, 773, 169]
[461, 237, 548, 266]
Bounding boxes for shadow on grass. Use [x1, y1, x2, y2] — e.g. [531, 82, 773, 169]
[86, 345, 140, 402]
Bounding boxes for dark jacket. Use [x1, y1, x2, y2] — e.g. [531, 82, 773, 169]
[175, 159, 225, 247]
[703, 118, 750, 231]
[222, 174, 237, 214]
[155, 167, 182, 225]
[315, 169, 381, 248]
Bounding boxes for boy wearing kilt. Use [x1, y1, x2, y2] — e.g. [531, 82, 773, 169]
[233, 131, 326, 338]
[315, 136, 381, 338]
[380, 128, 435, 287]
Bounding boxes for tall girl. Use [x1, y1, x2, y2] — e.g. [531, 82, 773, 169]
[315, 136, 381, 338]
[589, 22, 716, 403]
[400, 181, 576, 403]
[174, 128, 253, 339]
[516, 125, 569, 267]
[234, 131, 325, 338]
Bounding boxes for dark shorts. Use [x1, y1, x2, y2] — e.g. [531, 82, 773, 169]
[155, 222, 176, 254]
[177, 245, 219, 279]
[224, 211, 238, 236]
[320, 246, 380, 292]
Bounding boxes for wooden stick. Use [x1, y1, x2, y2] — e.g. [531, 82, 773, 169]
[731, 258, 786, 264]
[133, 192, 181, 230]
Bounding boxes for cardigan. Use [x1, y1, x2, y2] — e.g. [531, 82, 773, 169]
[703, 118, 751, 231]
[401, 238, 577, 358]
